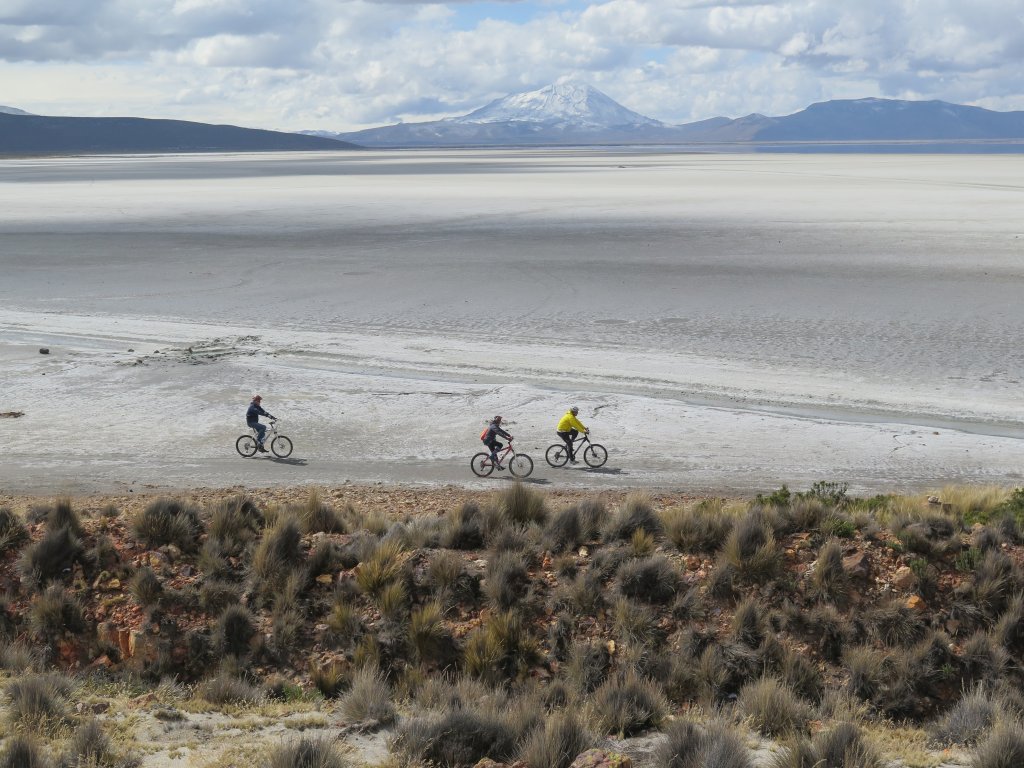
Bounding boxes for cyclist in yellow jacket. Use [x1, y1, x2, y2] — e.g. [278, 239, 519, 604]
[556, 406, 588, 464]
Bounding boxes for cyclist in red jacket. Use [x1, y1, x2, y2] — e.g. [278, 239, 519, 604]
[481, 415, 513, 470]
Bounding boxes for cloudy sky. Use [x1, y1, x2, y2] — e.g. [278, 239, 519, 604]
[2, 0, 1023, 131]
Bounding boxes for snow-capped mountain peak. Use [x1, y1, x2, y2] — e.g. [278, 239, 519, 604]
[452, 82, 662, 128]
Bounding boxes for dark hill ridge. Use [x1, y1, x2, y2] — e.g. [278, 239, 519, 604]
[0, 112, 357, 155]
[752, 97, 1024, 141]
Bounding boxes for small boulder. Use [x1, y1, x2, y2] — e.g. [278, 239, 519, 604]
[842, 551, 871, 580]
[569, 750, 633, 768]
[39, 348, 49, 355]
[906, 595, 927, 612]
[892, 566, 917, 591]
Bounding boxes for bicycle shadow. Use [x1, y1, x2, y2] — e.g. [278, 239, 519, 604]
[493, 476, 551, 486]
[259, 456, 309, 467]
[579, 466, 626, 475]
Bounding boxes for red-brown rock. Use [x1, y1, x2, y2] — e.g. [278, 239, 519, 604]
[842, 551, 870, 580]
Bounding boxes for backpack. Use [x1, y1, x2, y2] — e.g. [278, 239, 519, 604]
[480, 426, 489, 441]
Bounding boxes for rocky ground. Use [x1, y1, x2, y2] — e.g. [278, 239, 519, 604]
[0, 483, 1018, 767]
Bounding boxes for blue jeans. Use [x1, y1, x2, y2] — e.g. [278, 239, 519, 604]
[250, 422, 266, 445]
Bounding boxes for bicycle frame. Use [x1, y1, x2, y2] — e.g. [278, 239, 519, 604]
[252, 420, 279, 440]
[484, 441, 517, 466]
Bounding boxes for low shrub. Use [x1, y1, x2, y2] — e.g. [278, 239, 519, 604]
[45, 498, 85, 537]
[729, 597, 766, 648]
[207, 494, 263, 549]
[771, 721, 882, 768]
[930, 686, 997, 747]
[299, 490, 347, 534]
[0, 507, 28, 555]
[781, 645, 823, 703]
[129, 566, 163, 608]
[500, 483, 548, 526]
[311, 660, 348, 699]
[442, 502, 486, 550]
[262, 735, 350, 768]
[198, 673, 264, 705]
[737, 677, 811, 737]
[324, 601, 363, 649]
[844, 645, 886, 702]
[971, 722, 1024, 768]
[810, 540, 849, 603]
[591, 672, 668, 737]
[463, 611, 540, 685]
[410, 602, 451, 666]
[970, 550, 1020, 618]
[376, 580, 409, 621]
[604, 493, 662, 542]
[5, 674, 71, 729]
[0, 736, 50, 768]
[662, 502, 735, 554]
[484, 551, 531, 610]
[0, 641, 37, 673]
[802, 604, 851, 663]
[544, 505, 589, 554]
[962, 632, 1009, 684]
[63, 718, 138, 768]
[821, 513, 856, 539]
[341, 667, 395, 725]
[558, 571, 605, 616]
[250, 515, 304, 601]
[719, 511, 781, 582]
[395, 709, 520, 768]
[654, 718, 752, 768]
[613, 597, 660, 647]
[698, 642, 760, 705]
[564, 640, 611, 694]
[214, 605, 257, 658]
[868, 599, 926, 647]
[28, 585, 85, 646]
[519, 711, 594, 768]
[354, 539, 406, 598]
[617, 555, 678, 605]
[199, 580, 243, 614]
[19, 527, 84, 589]
[131, 498, 202, 552]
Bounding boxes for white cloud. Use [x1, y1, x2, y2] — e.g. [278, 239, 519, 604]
[0, 0, 1022, 130]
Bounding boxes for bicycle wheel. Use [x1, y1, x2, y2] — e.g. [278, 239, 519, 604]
[271, 435, 293, 458]
[471, 453, 494, 477]
[509, 453, 534, 478]
[584, 443, 608, 468]
[545, 444, 569, 467]
[236, 435, 258, 457]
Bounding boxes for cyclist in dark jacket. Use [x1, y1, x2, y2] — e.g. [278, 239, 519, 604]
[482, 415, 513, 470]
[246, 395, 274, 452]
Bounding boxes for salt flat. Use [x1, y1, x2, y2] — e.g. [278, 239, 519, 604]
[2, 150, 1024, 495]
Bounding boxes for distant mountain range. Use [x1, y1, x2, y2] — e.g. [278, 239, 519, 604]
[4, 84, 1024, 155]
[0, 113, 357, 155]
[307, 83, 1024, 150]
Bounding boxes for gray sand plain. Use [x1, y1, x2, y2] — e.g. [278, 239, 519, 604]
[2, 150, 1024, 495]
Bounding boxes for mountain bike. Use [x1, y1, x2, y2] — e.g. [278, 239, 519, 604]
[471, 439, 534, 478]
[545, 432, 608, 468]
[236, 419, 293, 458]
